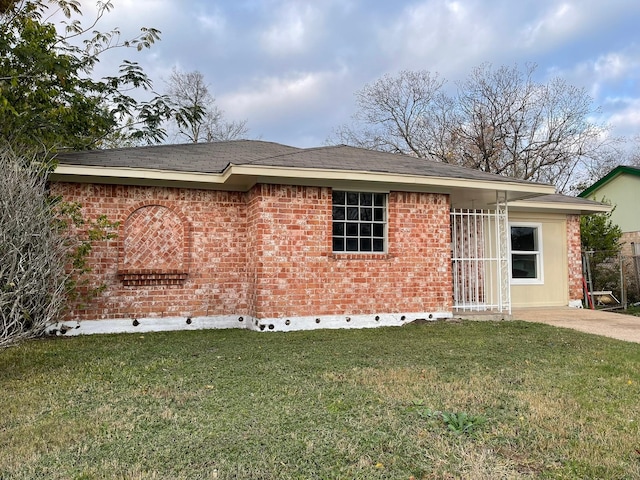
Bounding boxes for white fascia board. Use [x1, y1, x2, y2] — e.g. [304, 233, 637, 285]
[51, 163, 556, 197]
[509, 199, 612, 214]
[226, 164, 556, 196]
[51, 164, 228, 186]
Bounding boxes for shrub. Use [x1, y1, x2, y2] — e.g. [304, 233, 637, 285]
[0, 147, 116, 347]
[0, 148, 68, 346]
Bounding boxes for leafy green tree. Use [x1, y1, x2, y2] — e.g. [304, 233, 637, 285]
[0, 0, 165, 345]
[0, 0, 171, 154]
[580, 206, 622, 256]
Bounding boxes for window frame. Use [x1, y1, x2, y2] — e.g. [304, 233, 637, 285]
[331, 190, 388, 254]
[509, 222, 544, 285]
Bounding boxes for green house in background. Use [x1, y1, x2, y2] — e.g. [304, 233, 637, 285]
[579, 165, 640, 256]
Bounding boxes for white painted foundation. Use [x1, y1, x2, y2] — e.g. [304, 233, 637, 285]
[47, 311, 453, 336]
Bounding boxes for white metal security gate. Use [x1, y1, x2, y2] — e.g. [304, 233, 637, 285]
[451, 193, 511, 313]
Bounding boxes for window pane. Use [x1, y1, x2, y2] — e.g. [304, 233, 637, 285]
[331, 191, 387, 254]
[511, 227, 536, 251]
[347, 207, 359, 220]
[346, 223, 358, 236]
[360, 238, 372, 251]
[512, 254, 537, 278]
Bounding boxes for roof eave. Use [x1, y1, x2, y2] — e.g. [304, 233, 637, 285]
[509, 199, 612, 215]
[50, 163, 556, 207]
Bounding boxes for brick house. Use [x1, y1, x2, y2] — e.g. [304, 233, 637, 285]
[49, 141, 608, 334]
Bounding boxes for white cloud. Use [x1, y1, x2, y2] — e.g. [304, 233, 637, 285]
[518, 1, 640, 55]
[377, 0, 503, 77]
[544, 46, 640, 101]
[593, 52, 640, 82]
[88, 0, 175, 29]
[219, 69, 347, 121]
[520, 3, 577, 48]
[605, 98, 640, 137]
[261, 3, 321, 56]
[196, 11, 226, 34]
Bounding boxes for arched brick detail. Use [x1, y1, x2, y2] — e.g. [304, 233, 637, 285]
[117, 202, 191, 286]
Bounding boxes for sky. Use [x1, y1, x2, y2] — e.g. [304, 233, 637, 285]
[83, 0, 640, 148]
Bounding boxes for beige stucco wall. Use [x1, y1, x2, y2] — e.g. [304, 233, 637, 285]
[584, 174, 640, 233]
[509, 212, 569, 307]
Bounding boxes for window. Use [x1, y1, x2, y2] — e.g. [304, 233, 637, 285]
[332, 191, 387, 253]
[510, 223, 543, 284]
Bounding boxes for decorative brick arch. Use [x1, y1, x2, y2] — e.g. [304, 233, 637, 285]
[117, 202, 191, 286]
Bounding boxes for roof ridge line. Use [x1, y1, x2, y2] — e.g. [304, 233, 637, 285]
[232, 143, 329, 166]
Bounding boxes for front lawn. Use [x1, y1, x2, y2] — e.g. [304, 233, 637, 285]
[1, 321, 639, 479]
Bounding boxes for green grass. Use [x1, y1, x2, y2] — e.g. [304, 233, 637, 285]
[621, 305, 640, 316]
[1, 321, 639, 479]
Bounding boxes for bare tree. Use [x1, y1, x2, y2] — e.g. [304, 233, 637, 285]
[628, 135, 640, 166]
[165, 68, 248, 143]
[332, 64, 614, 192]
[454, 64, 611, 191]
[331, 70, 448, 156]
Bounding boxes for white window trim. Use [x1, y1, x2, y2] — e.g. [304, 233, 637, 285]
[509, 222, 544, 285]
[332, 190, 388, 254]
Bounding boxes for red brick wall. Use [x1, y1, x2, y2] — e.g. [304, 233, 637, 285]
[120, 203, 188, 272]
[245, 186, 452, 318]
[245, 184, 332, 318]
[567, 214, 583, 302]
[52, 183, 249, 321]
[52, 182, 453, 322]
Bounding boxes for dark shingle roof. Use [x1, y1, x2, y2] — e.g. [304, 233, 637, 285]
[55, 140, 302, 173]
[56, 140, 546, 187]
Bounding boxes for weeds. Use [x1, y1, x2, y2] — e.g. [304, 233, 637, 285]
[410, 403, 487, 435]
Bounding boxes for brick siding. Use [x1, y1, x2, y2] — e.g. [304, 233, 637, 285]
[621, 231, 640, 257]
[567, 214, 583, 302]
[52, 183, 453, 323]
